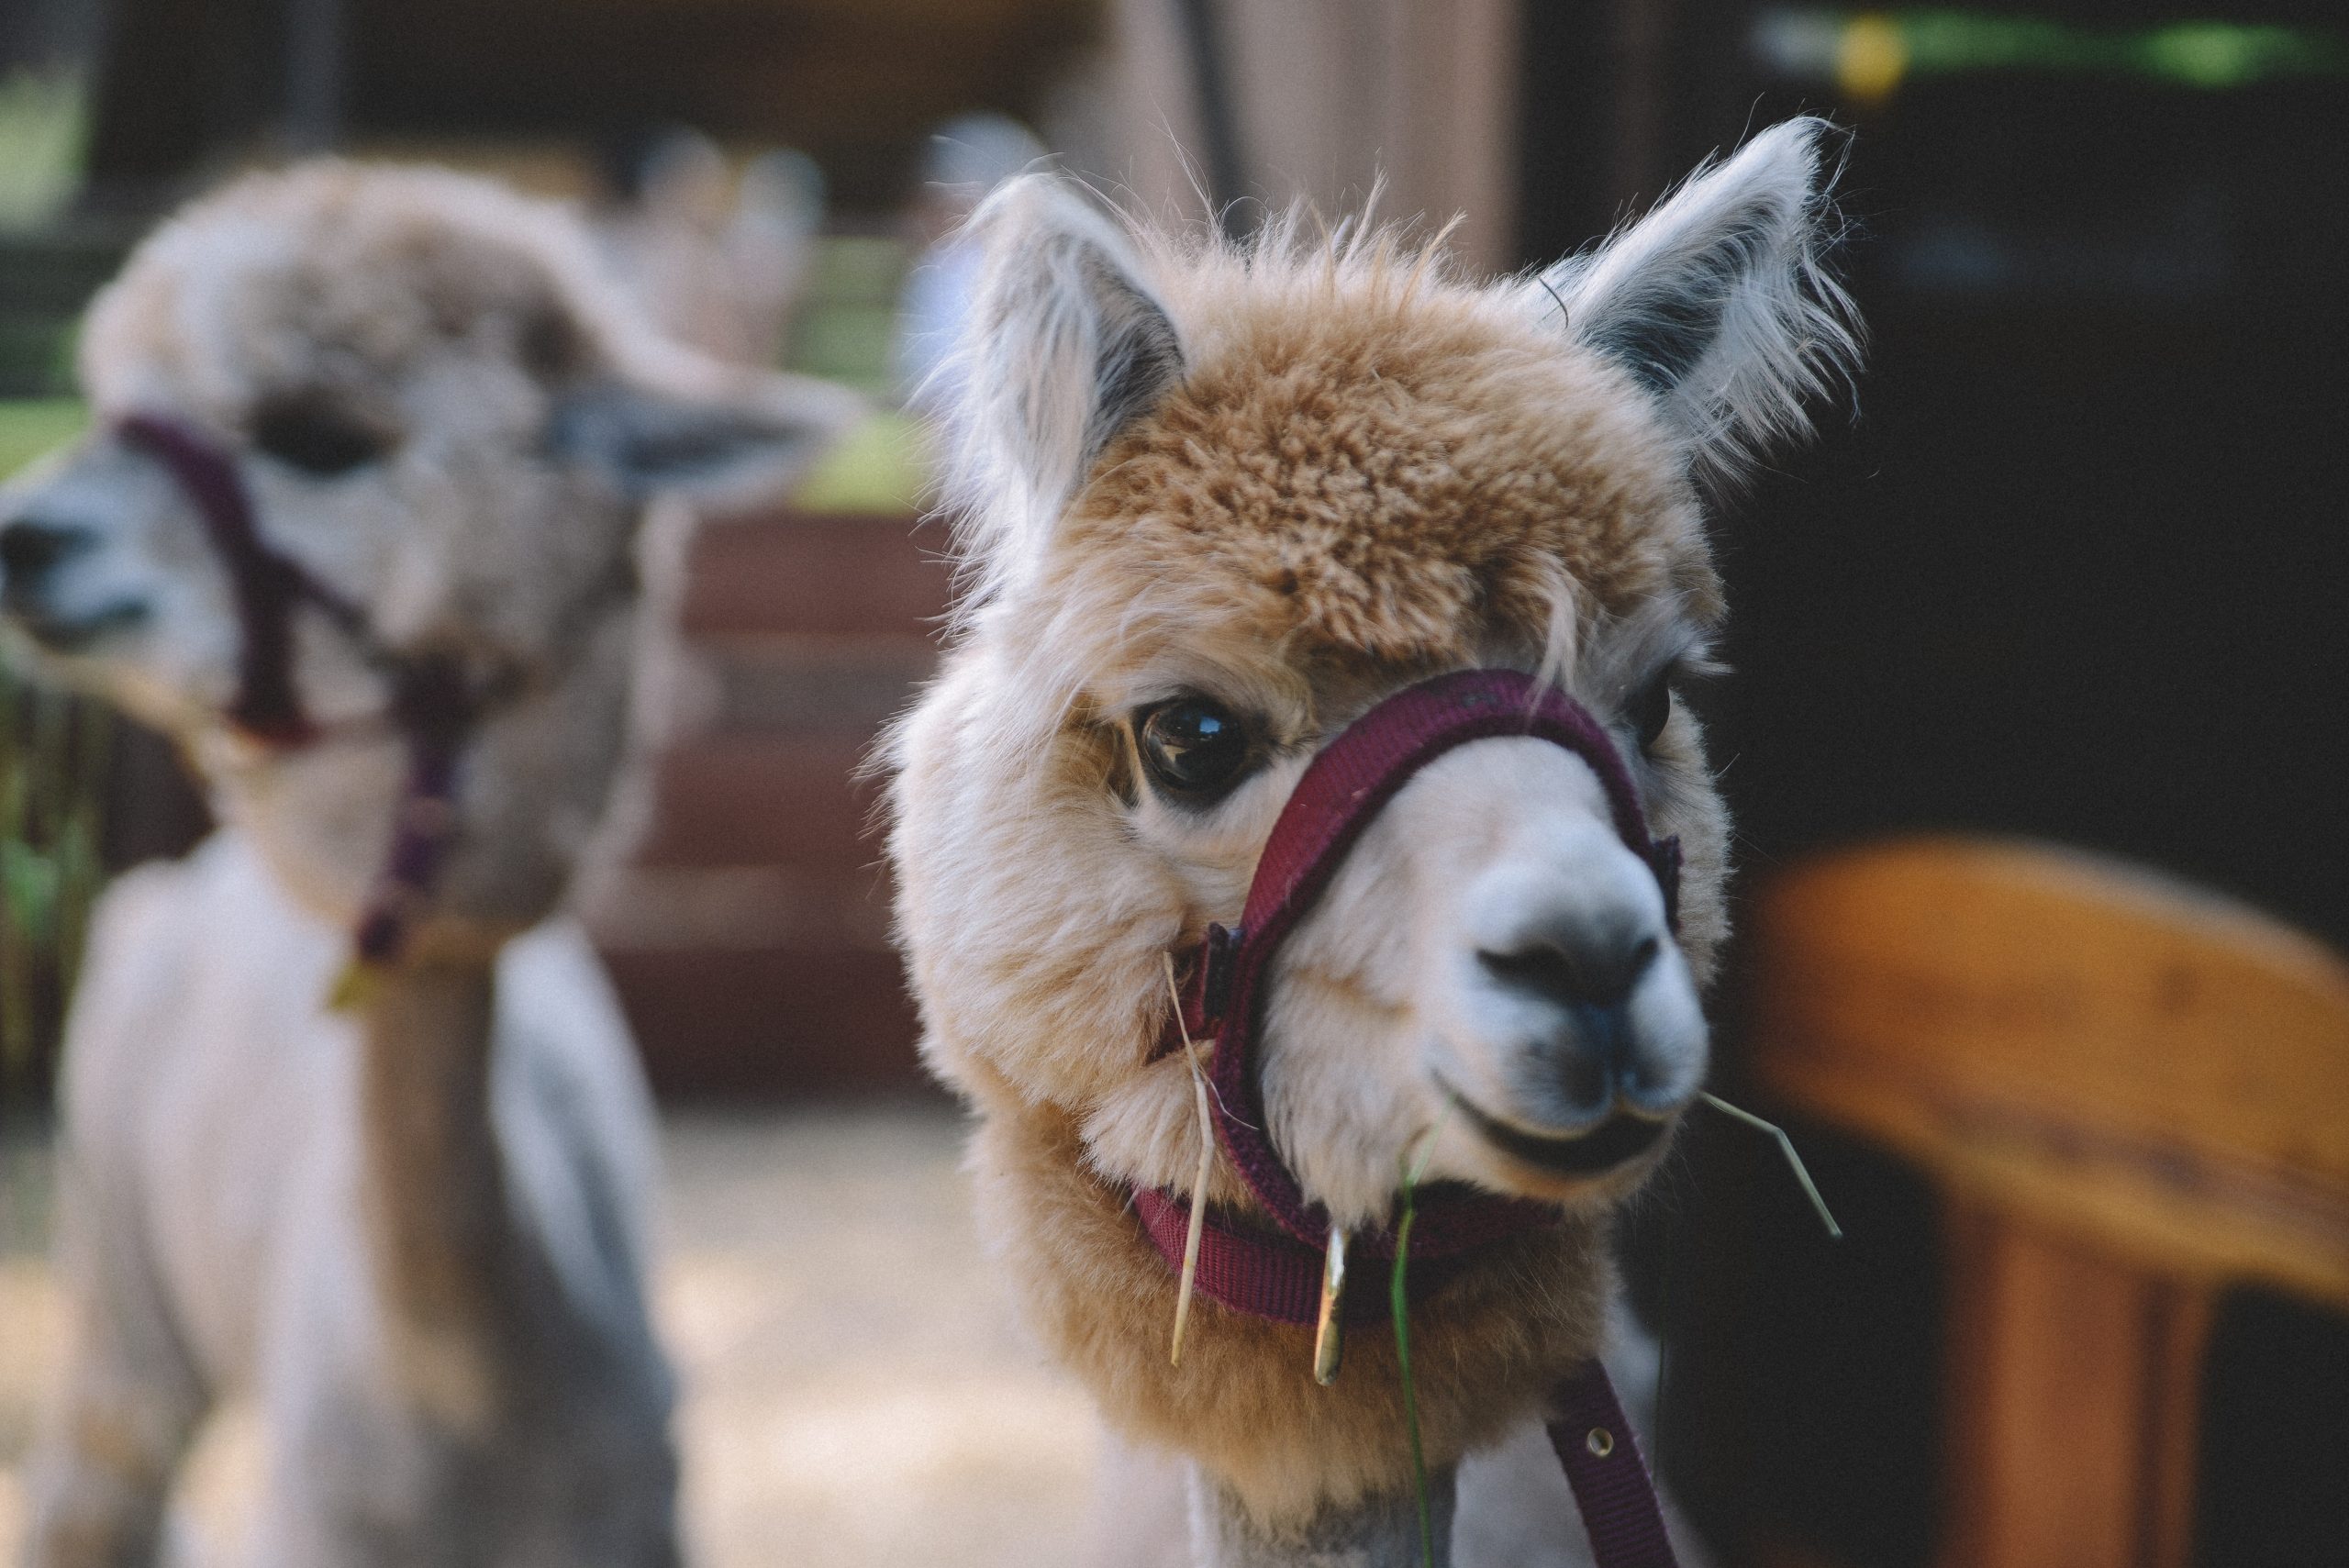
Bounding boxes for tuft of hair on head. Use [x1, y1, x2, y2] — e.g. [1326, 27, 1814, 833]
[930, 173, 1186, 613]
[1528, 116, 1862, 490]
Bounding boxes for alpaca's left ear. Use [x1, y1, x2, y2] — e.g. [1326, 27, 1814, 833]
[556, 370, 863, 508]
[1532, 116, 1860, 484]
[941, 174, 1185, 595]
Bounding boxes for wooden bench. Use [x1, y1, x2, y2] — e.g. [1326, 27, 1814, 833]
[1743, 837, 2349, 1568]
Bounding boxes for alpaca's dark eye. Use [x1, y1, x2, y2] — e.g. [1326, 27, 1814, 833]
[1137, 695, 1254, 804]
[250, 397, 391, 477]
[1627, 670, 1673, 750]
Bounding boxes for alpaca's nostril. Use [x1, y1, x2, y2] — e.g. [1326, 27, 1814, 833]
[1479, 929, 1660, 1010]
[0, 517, 91, 584]
[1553, 1006, 1624, 1110]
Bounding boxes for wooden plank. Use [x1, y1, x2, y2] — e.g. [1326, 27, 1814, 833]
[1748, 837, 2349, 1310]
[680, 508, 946, 640]
[1938, 1204, 2211, 1568]
[2141, 1277, 2212, 1568]
[603, 944, 929, 1098]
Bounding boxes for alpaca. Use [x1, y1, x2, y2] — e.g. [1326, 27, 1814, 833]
[0, 162, 855, 1566]
[884, 119, 1857, 1565]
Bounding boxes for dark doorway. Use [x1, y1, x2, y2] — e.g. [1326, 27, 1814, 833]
[1520, 7, 2349, 1562]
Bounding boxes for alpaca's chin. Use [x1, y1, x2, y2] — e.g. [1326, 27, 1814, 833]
[1475, 1142, 1675, 1209]
[2, 597, 150, 656]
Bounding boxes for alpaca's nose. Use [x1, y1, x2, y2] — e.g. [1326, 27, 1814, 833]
[1479, 920, 1663, 1111]
[0, 515, 92, 591]
[1478, 927, 1659, 1010]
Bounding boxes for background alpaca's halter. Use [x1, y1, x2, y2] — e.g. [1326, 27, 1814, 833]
[116, 413, 484, 969]
[1139, 665, 1685, 1567]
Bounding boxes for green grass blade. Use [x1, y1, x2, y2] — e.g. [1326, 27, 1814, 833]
[1391, 1123, 1447, 1568]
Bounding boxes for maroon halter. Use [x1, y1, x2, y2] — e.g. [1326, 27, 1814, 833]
[1138, 666, 1685, 1567]
[116, 414, 371, 745]
[114, 413, 472, 968]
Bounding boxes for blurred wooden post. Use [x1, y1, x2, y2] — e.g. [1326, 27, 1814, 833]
[1085, 0, 1521, 275]
[1745, 837, 2349, 1568]
[284, 0, 346, 152]
[1940, 1205, 2210, 1568]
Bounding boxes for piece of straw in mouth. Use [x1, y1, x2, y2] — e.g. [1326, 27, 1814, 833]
[1164, 951, 1217, 1366]
[1700, 1091, 1842, 1240]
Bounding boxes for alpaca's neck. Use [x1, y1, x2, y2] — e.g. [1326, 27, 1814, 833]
[1190, 1464, 1457, 1568]
[358, 954, 517, 1431]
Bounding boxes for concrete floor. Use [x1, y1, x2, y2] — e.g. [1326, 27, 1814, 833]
[0, 1106, 1106, 1568]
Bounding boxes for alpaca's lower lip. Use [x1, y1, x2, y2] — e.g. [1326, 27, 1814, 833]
[1444, 1084, 1669, 1176]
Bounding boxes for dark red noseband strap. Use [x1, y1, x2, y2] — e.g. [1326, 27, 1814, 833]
[1550, 1359, 1682, 1568]
[116, 413, 365, 744]
[1187, 666, 1682, 1252]
[1132, 1184, 1515, 1327]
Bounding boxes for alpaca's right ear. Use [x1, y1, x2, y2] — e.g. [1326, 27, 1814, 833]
[1530, 117, 1859, 485]
[557, 370, 863, 509]
[942, 175, 1184, 587]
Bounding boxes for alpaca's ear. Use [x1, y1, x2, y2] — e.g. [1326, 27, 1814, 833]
[1532, 117, 1859, 483]
[944, 174, 1184, 574]
[555, 370, 863, 507]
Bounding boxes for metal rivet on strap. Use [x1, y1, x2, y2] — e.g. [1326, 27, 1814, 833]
[1586, 1427, 1615, 1458]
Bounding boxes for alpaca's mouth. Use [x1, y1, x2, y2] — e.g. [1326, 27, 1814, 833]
[1445, 1085, 1670, 1176]
[4, 596, 150, 653]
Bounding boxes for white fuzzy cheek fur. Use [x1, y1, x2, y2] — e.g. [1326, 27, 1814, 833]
[1132, 751, 1302, 923]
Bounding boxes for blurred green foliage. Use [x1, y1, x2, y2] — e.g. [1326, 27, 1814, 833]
[0, 69, 85, 233]
[785, 235, 911, 398]
[0, 404, 106, 1110]
[795, 412, 926, 513]
[0, 673, 107, 1111]
[0, 400, 83, 477]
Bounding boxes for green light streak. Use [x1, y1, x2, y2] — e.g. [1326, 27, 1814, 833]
[1755, 8, 2349, 95]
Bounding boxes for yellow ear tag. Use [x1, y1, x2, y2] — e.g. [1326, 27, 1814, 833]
[326, 958, 379, 1014]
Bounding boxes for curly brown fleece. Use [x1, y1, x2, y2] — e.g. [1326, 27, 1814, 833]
[967, 1084, 1614, 1525]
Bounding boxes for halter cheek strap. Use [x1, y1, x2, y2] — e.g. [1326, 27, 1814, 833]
[116, 413, 371, 745]
[1134, 666, 1686, 1568]
[114, 412, 471, 970]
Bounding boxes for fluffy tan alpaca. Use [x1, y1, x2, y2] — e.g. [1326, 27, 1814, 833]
[0, 163, 853, 1566]
[885, 120, 1857, 1565]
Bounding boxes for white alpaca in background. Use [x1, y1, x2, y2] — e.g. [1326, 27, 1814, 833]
[0, 163, 855, 1566]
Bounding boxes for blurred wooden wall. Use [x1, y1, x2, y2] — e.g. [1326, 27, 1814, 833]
[584, 504, 945, 1099]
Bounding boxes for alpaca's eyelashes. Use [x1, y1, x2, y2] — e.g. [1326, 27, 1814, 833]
[249, 396, 395, 478]
[1134, 695, 1258, 805]
[1626, 670, 1674, 750]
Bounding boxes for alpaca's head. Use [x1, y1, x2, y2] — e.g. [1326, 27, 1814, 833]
[889, 120, 1856, 1227]
[0, 161, 855, 932]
